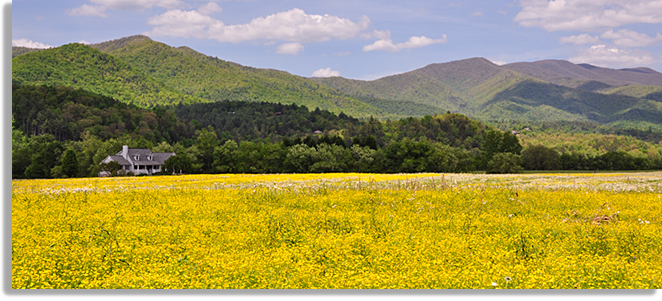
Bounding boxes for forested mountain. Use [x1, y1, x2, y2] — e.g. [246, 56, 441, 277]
[314, 58, 530, 115]
[11, 35, 662, 178]
[12, 43, 204, 107]
[14, 83, 486, 148]
[479, 80, 662, 124]
[13, 83, 662, 179]
[313, 58, 662, 129]
[13, 36, 662, 128]
[12, 84, 196, 143]
[502, 60, 662, 88]
[90, 35, 384, 118]
[12, 46, 43, 58]
[13, 83, 530, 178]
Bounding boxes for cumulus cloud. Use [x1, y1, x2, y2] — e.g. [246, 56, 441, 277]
[601, 29, 662, 47]
[569, 44, 658, 67]
[146, 8, 371, 43]
[560, 34, 601, 45]
[363, 35, 447, 52]
[140, 5, 445, 54]
[515, 0, 662, 31]
[12, 38, 52, 49]
[311, 68, 341, 77]
[147, 9, 219, 39]
[276, 42, 304, 55]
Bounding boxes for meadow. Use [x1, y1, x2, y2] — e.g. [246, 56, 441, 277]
[11, 172, 662, 289]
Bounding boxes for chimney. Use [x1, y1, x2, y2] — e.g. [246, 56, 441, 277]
[123, 145, 129, 160]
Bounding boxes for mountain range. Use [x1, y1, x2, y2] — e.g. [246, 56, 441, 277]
[12, 35, 662, 129]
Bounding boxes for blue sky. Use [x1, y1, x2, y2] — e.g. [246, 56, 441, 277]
[11, 0, 662, 79]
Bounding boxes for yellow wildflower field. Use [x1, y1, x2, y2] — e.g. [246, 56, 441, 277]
[12, 172, 662, 289]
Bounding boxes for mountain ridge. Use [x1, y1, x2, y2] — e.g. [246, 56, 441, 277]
[502, 60, 662, 88]
[312, 57, 662, 128]
[12, 35, 662, 129]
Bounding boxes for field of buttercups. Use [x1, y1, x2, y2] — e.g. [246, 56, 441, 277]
[12, 172, 662, 289]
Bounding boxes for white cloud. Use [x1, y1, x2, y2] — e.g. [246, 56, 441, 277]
[560, 34, 601, 45]
[601, 29, 662, 47]
[66, 4, 108, 17]
[12, 38, 52, 49]
[146, 8, 371, 43]
[198, 2, 222, 15]
[569, 44, 658, 67]
[275, 42, 304, 55]
[147, 9, 219, 39]
[79, 40, 92, 45]
[363, 35, 447, 53]
[515, 0, 662, 31]
[472, 11, 484, 17]
[311, 68, 340, 77]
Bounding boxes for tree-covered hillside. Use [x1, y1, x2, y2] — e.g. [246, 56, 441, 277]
[91, 35, 384, 118]
[478, 80, 662, 126]
[14, 36, 662, 127]
[12, 43, 204, 107]
[12, 46, 43, 58]
[314, 58, 662, 128]
[12, 84, 196, 143]
[13, 84, 662, 179]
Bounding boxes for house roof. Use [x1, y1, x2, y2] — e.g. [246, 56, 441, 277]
[107, 155, 130, 165]
[107, 148, 176, 165]
[152, 152, 176, 164]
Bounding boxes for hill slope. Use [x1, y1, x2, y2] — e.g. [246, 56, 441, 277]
[90, 35, 384, 118]
[12, 43, 203, 107]
[315, 58, 532, 115]
[313, 58, 662, 128]
[502, 60, 662, 89]
[12, 37, 386, 117]
[13, 36, 662, 127]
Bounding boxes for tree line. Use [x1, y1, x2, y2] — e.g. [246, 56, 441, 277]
[12, 84, 662, 179]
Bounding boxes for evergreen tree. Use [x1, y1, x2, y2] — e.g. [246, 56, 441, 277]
[61, 149, 79, 178]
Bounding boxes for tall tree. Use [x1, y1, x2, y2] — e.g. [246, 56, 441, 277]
[196, 125, 219, 172]
[61, 149, 79, 178]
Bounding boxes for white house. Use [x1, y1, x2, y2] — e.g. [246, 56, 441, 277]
[99, 145, 175, 176]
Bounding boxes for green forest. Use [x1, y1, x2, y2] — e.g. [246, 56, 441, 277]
[11, 36, 662, 179]
[12, 84, 662, 179]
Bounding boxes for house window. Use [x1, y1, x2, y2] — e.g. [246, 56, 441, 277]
[134, 165, 137, 170]
[134, 155, 140, 160]
[147, 155, 152, 161]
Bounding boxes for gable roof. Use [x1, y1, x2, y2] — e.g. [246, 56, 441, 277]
[109, 147, 176, 165]
[106, 155, 130, 165]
